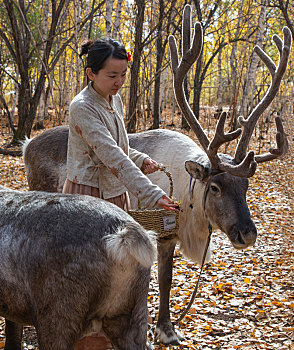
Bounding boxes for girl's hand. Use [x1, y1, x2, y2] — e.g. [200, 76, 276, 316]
[141, 158, 159, 174]
[156, 195, 180, 211]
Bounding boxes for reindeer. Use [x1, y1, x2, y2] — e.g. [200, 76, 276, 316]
[22, 5, 291, 346]
[0, 185, 156, 350]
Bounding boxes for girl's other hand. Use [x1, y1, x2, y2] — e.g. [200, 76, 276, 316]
[141, 158, 159, 174]
[156, 195, 180, 211]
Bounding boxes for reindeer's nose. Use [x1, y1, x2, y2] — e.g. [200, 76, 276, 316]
[228, 222, 257, 249]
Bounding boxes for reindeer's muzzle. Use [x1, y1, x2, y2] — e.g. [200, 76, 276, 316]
[228, 221, 257, 249]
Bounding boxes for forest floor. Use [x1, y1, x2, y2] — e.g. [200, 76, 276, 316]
[0, 110, 293, 350]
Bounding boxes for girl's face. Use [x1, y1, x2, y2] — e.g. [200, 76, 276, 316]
[86, 57, 128, 101]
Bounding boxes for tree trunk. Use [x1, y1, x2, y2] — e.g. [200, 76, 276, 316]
[112, 0, 123, 40]
[0, 94, 15, 133]
[217, 21, 226, 113]
[216, 44, 223, 111]
[35, 90, 46, 130]
[159, 66, 168, 114]
[152, 0, 164, 129]
[63, 52, 74, 124]
[13, 79, 32, 141]
[239, 2, 266, 119]
[75, 0, 83, 93]
[106, 0, 115, 37]
[87, 0, 95, 39]
[35, 0, 50, 130]
[11, 69, 19, 123]
[126, 0, 145, 133]
[229, 0, 245, 129]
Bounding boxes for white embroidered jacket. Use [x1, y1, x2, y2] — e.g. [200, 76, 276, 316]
[66, 83, 165, 208]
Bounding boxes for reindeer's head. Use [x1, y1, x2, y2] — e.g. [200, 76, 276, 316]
[170, 5, 291, 249]
[185, 154, 256, 249]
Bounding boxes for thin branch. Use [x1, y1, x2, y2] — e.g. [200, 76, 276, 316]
[0, 29, 17, 60]
[0, 66, 20, 86]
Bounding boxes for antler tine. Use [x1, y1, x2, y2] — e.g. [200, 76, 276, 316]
[207, 112, 258, 177]
[207, 112, 242, 169]
[254, 45, 276, 75]
[169, 4, 209, 151]
[273, 33, 283, 54]
[219, 151, 257, 178]
[234, 26, 292, 164]
[255, 116, 289, 163]
[182, 3, 191, 56]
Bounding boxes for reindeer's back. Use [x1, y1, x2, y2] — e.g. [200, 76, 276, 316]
[129, 129, 202, 206]
[23, 125, 69, 192]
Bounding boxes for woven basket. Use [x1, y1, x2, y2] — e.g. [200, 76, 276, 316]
[128, 166, 180, 238]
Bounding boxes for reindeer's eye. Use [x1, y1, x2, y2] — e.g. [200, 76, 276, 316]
[210, 184, 220, 193]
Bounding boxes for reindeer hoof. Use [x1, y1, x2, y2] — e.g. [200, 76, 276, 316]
[154, 326, 184, 346]
[174, 328, 185, 342]
[146, 339, 154, 350]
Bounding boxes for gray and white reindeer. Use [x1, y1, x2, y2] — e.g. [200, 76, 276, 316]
[0, 185, 156, 350]
[23, 5, 291, 346]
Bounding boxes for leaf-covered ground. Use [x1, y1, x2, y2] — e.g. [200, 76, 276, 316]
[0, 114, 293, 350]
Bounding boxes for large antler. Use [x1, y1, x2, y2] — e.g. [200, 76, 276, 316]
[234, 27, 291, 164]
[169, 5, 210, 151]
[169, 5, 253, 177]
[169, 4, 292, 178]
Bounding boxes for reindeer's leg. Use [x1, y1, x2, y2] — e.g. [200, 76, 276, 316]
[103, 269, 150, 350]
[33, 302, 86, 350]
[155, 238, 183, 346]
[103, 312, 148, 350]
[4, 320, 23, 350]
[35, 317, 79, 350]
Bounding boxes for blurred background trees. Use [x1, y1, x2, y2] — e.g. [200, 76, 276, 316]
[0, 0, 293, 143]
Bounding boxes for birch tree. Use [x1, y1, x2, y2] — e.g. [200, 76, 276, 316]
[106, 0, 115, 37]
[239, 1, 267, 119]
[112, 0, 123, 40]
[126, 0, 145, 133]
[216, 19, 226, 112]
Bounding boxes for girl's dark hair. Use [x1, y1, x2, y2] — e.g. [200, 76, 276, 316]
[79, 38, 128, 73]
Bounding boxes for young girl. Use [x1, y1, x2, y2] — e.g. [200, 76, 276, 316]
[63, 38, 178, 349]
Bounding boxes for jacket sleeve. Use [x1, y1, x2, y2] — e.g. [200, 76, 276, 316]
[129, 148, 149, 170]
[70, 103, 165, 208]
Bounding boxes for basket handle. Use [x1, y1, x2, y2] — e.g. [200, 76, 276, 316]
[138, 164, 174, 209]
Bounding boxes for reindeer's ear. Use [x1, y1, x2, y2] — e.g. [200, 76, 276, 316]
[185, 156, 211, 181]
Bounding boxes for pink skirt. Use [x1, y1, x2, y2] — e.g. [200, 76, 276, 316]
[62, 178, 131, 211]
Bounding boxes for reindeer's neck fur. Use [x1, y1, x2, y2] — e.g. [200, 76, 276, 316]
[176, 178, 212, 264]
